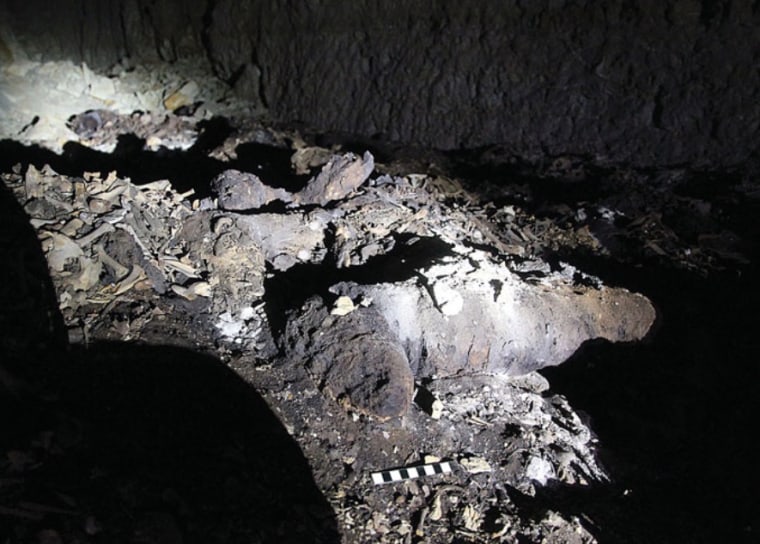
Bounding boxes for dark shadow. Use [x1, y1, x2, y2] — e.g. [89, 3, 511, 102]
[2, 344, 339, 544]
[60, 135, 224, 198]
[233, 141, 312, 192]
[0, 180, 67, 375]
[312, 131, 398, 164]
[0, 117, 309, 200]
[445, 147, 611, 205]
[0, 167, 338, 544]
[539, 256, 760, 543]
[192, 117, 236, 154]
[263, 233, 453, 337]
[0, 136, 222, 199]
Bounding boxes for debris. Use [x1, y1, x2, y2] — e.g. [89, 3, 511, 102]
[212, 169, 293, 210]
[171, 281, 212, 301]
[459, 456, 492, 474]
[104, 265, 146, 296]
[429, 494, 443, 521]
[462, 504, 482, 531]
[291, 145, 335, 175]
[525, 455, 556, 486]
[163, 80, 200, 111]
[235, 212, 328, 271]
[41, 232, 85, 272]
[330, 295, 356, 316]
[74, 222, 114, 247]
[293, 151, 374, 206]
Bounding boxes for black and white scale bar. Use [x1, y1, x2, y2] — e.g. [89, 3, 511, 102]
[371, 461, 453, 485]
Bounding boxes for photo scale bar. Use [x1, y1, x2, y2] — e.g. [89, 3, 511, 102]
[371, 461, 453, 485]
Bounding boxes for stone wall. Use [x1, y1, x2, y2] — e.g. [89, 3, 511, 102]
[2, 0, 758, 167]
[0, 0, 205, 66]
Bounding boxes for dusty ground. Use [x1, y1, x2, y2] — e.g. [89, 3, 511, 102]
[1, 60, 759, 544]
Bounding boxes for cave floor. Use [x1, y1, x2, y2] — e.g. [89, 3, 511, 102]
[1, 59, 759, 544]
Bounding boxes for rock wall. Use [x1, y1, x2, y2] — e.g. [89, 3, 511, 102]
[0, 0, 205, 67]
[2, 0, 758, 167]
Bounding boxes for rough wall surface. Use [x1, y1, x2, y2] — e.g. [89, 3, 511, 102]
[0, 0, 206, 67]
[2, 0, 759, 167]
